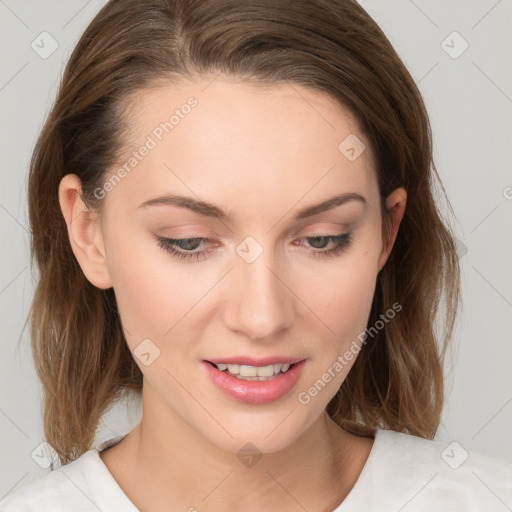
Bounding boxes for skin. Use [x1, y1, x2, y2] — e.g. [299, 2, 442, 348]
[58, 75, 407, 512]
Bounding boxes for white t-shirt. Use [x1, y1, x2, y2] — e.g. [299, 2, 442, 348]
[1, 428, 511, 511]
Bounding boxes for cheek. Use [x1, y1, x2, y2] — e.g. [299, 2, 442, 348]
[104, 230, 192, 342]
[297, 258, 378, 398]
[113, 269, 169, 340]
[302, 255, 378, 340]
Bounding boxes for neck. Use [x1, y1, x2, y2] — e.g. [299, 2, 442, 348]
[102, 388, 369, 512]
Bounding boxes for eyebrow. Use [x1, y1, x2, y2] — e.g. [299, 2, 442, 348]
[138, 192, 367, 222]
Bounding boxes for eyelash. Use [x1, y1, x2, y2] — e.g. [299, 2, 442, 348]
[155, 233, 352, 261]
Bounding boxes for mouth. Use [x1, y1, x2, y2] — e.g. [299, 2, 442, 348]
[205, 361, 300, 381]
[201, 358, 307, 404]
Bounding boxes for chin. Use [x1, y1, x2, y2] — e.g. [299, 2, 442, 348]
[191, 405, 322, 456]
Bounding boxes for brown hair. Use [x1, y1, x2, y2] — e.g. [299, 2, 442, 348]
[26, 0, 461, 465]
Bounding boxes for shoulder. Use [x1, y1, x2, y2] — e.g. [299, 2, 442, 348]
[378, 428, 512, 476]
[0, 435, 134, 512]
[0, 451, 99, 512]
[352, 429, 512, 510]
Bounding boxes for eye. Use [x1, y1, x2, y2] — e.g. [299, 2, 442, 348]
[155, 236, 213, 261]
[154, 233, 353, 261]
[298, 233, 353, 258]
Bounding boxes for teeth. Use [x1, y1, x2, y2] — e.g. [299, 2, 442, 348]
[215, 362, 293, 378]
[257, 365, 274, 377]
[226, 364, 240, 374]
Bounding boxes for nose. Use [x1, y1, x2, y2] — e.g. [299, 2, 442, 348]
[223, 243, 295, 342]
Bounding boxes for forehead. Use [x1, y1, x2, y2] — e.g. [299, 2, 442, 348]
[126, 75, 366, 146]
[106, 76, 378, 218]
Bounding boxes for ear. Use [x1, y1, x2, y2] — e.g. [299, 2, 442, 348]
[377, 187, 407, 272]
[58, 174, 113, 289]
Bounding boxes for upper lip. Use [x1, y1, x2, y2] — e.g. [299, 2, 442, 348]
[205, 356, 306, 366]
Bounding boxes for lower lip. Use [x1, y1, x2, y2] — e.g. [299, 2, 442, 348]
[201, 360, 306, 405]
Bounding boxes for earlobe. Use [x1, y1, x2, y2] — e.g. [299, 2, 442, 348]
[58, 174, 113, 289]
[377, 187, 407, 272]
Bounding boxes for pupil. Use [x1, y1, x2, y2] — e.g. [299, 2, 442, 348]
[309, 236, 328, 249]
[180, 238, 201, 250]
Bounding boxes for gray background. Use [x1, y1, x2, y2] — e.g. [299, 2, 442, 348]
[1, 0, 511, 500]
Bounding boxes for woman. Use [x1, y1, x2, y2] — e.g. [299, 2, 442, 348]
[1, 0, 510, 510]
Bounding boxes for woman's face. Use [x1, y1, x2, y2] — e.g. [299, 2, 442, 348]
[75, 76, 405, 453]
